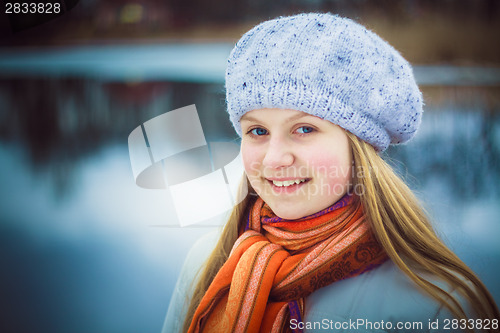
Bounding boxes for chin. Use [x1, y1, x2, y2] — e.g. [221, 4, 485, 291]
[270, 206, 307, 220]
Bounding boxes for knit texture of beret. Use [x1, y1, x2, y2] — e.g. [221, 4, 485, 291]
[225, 13, 423, 152]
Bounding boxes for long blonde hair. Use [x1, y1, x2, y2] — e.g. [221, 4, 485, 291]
[182, 132, 498, 332]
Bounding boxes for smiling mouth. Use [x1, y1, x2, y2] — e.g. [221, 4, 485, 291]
[269, 178, 310, 187]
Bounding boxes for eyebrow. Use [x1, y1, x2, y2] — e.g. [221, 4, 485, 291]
[241, 112, 312, 124]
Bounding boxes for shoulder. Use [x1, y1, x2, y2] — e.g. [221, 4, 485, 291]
[169, 228, 221, 293]
[304, 260, 464, 333]
[183, 229, 221, 273]
[161, 228, 221, 333]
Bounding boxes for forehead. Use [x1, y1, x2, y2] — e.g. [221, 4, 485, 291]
[241, 108, 318, 123]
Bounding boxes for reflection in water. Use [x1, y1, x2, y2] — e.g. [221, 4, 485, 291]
[0, 74, 499, 332]
[0, 78, 234, 198]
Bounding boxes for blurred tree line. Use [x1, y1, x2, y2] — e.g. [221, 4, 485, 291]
[0, 0, 499, 64]
[68, 0, 500, 26]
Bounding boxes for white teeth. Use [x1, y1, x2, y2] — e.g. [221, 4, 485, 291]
[272, 179, 307, 187]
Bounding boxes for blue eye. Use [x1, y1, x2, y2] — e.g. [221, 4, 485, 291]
[250, 128, 268, 136]
[296, 126, 314, 134]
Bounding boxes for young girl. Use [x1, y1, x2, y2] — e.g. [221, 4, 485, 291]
[163, 13, 499, 333]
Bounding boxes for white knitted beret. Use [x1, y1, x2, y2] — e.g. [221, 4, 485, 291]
[225, 13, 423, 152]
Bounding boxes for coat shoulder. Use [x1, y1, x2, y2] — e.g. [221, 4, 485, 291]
[304, 260, 471, 332]
[161, 229, 221, 333]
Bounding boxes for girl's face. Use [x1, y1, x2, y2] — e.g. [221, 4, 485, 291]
[241, 108, 353, 220]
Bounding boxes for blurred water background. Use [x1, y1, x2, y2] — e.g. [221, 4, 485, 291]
[0, 1, 499, 332]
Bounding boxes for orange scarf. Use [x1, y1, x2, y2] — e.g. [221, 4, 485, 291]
[188, 195, 387, 333]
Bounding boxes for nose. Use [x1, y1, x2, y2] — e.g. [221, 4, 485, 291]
[262, 135, 294, 169]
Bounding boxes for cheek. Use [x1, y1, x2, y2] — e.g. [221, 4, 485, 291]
[241, 143, 261, 177]
[308, 153, 352, 185]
